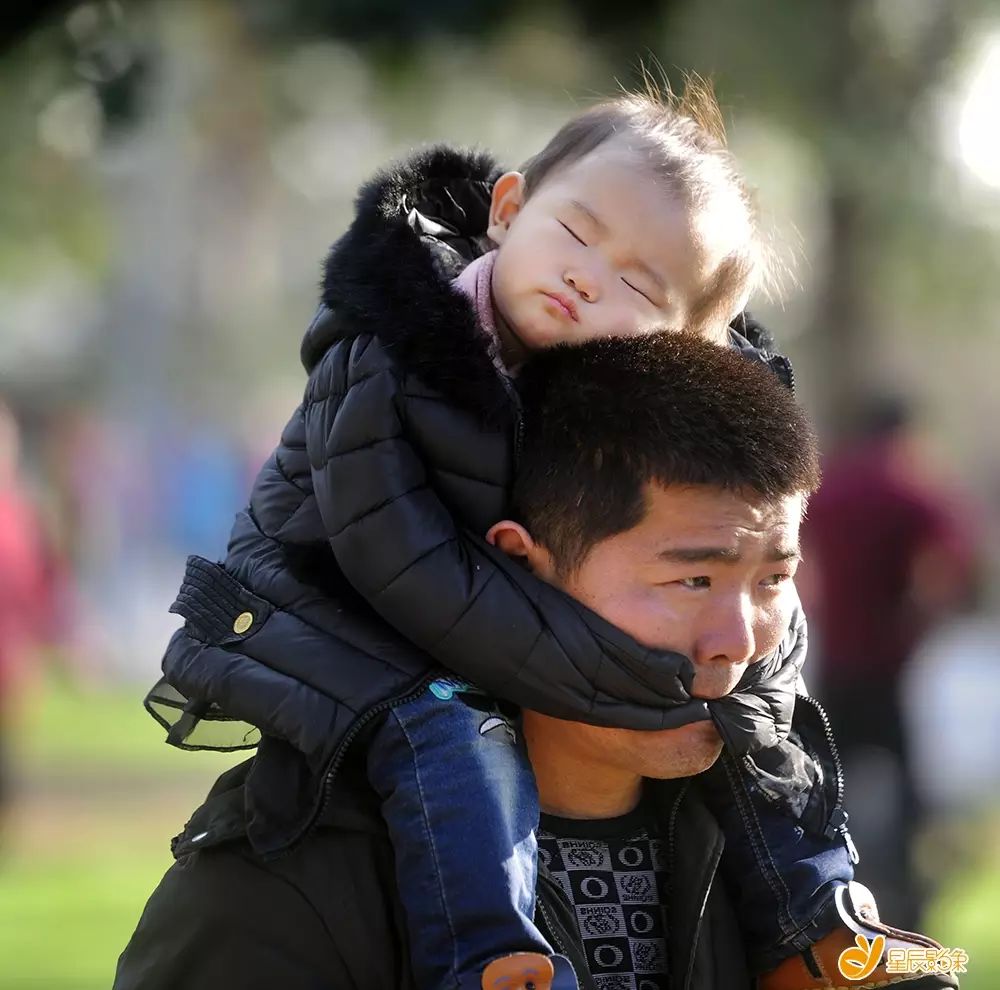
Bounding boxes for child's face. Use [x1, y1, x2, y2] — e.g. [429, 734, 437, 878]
[487, 142, 728, 353]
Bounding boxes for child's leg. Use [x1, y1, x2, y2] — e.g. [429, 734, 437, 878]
[366, 674, 574, 990]
[699, 698, 856, 975]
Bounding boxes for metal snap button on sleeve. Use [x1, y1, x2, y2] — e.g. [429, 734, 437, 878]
[233, 611, 254, 634]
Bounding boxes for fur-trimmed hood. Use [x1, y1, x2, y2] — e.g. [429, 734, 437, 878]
[300, 145, 792, 414]
[301, 145, 509, 418]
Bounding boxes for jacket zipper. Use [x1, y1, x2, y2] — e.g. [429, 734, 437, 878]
[536, 898, 569, 958]
[663, 780, 693, 990]
[289, 674, 437, 850]
[779, 353, 796, 395]
[535, 875, 593, 990]
[766, 351, 795, 395]
[494, 367, 525, 470]
[514, 413, 525, 469]
[796, 693, 860, 864]
[664, 780, 690, 909]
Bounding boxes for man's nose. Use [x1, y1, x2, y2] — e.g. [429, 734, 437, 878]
[564, 267, 599, 302]
[691, 603, 755, 699]
[700, 597, 757, 669]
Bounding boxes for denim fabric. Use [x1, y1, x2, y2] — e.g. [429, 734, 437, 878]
[702, 749, 856, 974]
[366, 674, 577, 990]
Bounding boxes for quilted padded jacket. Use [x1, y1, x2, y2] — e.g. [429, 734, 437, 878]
[146, 146, 807, 854]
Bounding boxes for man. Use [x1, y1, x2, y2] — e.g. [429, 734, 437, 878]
[116, 332, 820, 990]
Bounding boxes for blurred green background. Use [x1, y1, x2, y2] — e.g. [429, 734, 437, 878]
[1, 0, 999, 987]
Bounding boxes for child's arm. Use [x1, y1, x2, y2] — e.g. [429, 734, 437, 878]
[303, 331, 802, 745]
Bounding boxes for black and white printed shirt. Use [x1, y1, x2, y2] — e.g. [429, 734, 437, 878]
[537, 802, 670, 990]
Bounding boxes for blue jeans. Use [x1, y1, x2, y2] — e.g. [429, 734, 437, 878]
[366, 674, 578, 990]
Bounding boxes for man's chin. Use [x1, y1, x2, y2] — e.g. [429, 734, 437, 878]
[641, 720, 724, 779]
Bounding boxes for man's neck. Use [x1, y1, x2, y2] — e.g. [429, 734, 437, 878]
[522, 711, 643, 819]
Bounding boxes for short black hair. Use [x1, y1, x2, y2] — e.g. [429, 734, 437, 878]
[513, 333, 821, 576]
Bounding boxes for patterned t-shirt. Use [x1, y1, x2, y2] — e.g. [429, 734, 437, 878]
[537, 802, 669, 990]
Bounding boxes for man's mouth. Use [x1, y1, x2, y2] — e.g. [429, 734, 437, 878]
[543, 291, 579, 322]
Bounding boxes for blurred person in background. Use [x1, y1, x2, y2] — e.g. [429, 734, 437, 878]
[801, 395, 976, 930]
[902, 563, 1000, 816]
[0, 401, 52, 835]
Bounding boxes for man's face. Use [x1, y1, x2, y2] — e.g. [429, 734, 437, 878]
[491, 483, 803, 780]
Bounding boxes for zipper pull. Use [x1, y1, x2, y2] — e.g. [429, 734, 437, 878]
[843, 827, 861, 866]
[824, 807, 861, 865]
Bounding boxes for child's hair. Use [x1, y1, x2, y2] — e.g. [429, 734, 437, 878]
[512, 333, 821, 577]
[520, 76, 766, 335]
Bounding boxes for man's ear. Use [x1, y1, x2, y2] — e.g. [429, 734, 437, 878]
[486, 172, 526, 245]
[487, 519, 562, 583]
[486, 518, 535, 559]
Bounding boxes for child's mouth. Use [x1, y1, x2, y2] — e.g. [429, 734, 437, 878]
[543, 292, 579, 322]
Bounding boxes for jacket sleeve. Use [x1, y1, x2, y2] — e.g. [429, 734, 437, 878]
[305, 332, 732, 731]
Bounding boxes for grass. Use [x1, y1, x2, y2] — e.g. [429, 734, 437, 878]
[1, 677, 240, 989]
[0, 845, 175, 990]
[0, 678, 997, 988]
[14, 671, 244, 774]
[924, 815, 1000, 989]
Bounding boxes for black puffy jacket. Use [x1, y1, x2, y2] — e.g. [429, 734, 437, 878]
[114, 758, 751, 990]
[146, 146, 806, 855]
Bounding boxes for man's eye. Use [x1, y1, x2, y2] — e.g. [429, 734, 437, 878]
[559, 221, 587, 246]
[761, 573, 791, 588]
[678, 576, 711, 590]
[622, 277, 653, 303]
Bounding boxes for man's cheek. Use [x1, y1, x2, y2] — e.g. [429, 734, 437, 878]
[614, 591, 685, 651]
[761, 592, 797, 656]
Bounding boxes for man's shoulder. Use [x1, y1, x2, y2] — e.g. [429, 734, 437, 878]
[115, 763, 414, 990]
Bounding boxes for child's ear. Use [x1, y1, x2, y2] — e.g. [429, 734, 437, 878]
[487, 172, 526, 245]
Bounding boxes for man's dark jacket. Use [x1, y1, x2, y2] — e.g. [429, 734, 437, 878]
[114, 757, 751, 990]
[145, 145, 807, 856]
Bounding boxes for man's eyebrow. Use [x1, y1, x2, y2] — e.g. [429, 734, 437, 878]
[656, 545, 801, 564]
[568, 199, 666, 292]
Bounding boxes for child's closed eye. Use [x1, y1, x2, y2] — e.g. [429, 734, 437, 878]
[559, 221, 587, 246]
[622, 277, 653, 303]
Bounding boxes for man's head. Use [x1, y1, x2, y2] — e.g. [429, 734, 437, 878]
[485, 79, 766, 359]
[488, 333, 820, 789]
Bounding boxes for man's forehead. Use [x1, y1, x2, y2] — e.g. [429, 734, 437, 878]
[640, 485, 803, 556]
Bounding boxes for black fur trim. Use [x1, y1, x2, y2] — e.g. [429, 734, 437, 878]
[301, 146, 510, 422]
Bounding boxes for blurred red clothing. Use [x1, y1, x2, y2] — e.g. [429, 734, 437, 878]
[0, 485, 49, 695]
[802, 435, 973, 685]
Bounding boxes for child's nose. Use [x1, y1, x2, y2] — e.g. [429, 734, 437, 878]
[563, 267, 599, 302]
